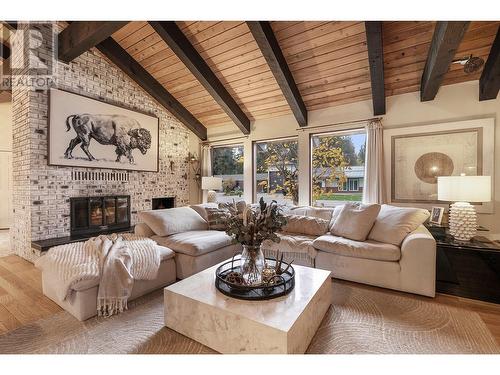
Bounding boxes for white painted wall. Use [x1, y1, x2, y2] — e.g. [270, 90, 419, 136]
[199, 81, 500, 235]
[0, 102, 13, 228]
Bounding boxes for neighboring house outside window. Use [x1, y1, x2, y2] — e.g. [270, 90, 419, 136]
[311, 130, 366, 207]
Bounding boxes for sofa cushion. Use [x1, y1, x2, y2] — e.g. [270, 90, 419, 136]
[151, 230, 233, 257]
[368, 205, 430, 246]
[282, 214, 329, 236]
[189, 203, 218, 222]
[138, 207, 208, 236]
[313, 234, 401, 262]
[331, 203, 380, 241]
[328, 205, 344, 230]
[262, 232, 318, 259]
[205, 207, 230, 231]
[70, 245, 175, 292]
[287, 206, 335, 221]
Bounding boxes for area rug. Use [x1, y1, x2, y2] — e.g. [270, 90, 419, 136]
[0, 281, 498, 354]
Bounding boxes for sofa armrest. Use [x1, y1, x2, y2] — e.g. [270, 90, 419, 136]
[135, 222, 155, 238]
[399, 225, 436, 297]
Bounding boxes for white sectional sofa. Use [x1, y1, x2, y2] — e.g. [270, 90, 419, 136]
[137, 202, 436, 298]
[41, 201, 436, 321]
[41, 245, 177, 321]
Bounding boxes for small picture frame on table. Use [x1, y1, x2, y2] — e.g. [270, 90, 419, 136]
[429, 206, 445, 225]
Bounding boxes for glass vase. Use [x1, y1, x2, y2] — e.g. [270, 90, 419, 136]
[240, 244, 265, 286]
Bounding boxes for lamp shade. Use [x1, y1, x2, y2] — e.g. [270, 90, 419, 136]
[437, 175, 491, 202]
[201, 176, 222, 191]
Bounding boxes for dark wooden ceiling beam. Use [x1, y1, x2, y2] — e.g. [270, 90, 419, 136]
[0, 42, 10, 59]
[58, 21, 129, 63]
[365, 21, 386, 115]
[420, 21, 469, 101]
[149, 21, 250, 135]
[96, 37, 207, 140]
[1, 21, 17, 31]
[246, 21, 307, 127]
[479, 27, 500, 101]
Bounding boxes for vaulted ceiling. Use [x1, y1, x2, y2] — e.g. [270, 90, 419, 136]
[2, 21, 500, 138]
[110, 21, 500, 131]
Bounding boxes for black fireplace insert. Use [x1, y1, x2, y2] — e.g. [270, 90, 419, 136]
[70, 195, 131, 236]
[152, 197, 175, 210]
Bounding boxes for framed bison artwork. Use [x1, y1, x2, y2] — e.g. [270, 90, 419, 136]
[48, 88, 159, 172]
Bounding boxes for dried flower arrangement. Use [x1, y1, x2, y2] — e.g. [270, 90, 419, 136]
[224, 197, 287, 247]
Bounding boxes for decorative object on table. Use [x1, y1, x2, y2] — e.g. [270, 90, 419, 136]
[437, 174, 491, 241]
[48, 88, 159, 172]
[202, 176, 222, 203]
[224, 198, 287, 285]
[215, 255, 295, 300]
[429, 206, 445, 225]
[384, 118, 494, 213]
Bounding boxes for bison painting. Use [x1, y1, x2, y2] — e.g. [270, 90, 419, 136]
[64, 114, 152, 164]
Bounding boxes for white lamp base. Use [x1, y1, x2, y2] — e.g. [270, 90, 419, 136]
[448, 201, 477, 241]
[207, 190, 217, 203]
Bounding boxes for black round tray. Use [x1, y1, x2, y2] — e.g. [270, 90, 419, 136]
[215, 256, 295, 301]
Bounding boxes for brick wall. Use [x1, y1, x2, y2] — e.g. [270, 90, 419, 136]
[11, 23, 191, 261]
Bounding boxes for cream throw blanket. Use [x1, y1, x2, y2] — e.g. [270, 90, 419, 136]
[36, 233, 160, 317]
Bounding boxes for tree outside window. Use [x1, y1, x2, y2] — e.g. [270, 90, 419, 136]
[311, 131, 366, 207]
[212, 145, 244, 203]
[255, 139, 298, 206]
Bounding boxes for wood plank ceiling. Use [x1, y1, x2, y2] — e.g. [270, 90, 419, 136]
[109, 21, 499, 130]
[2, 21, 495, 132]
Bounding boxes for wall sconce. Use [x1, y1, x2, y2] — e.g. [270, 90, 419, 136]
[187, 152, 202, 186]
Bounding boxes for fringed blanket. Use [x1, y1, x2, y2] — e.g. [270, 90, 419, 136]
[35, 233, 160, 317]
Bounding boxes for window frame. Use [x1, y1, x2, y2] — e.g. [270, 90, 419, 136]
[210, 143, 245, 202]
[309, 128, 366, 206]
[252, 136, 299, 204]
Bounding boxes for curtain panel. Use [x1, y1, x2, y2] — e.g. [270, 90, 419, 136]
[363, 119, 387, 204]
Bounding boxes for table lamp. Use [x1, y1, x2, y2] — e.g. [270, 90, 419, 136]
[202, 176, 222, 203]
[437, 174, 491, 241]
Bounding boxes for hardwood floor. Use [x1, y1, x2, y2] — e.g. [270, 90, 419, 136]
[0, 254, 499, 348]
[0, 255, 61, 334]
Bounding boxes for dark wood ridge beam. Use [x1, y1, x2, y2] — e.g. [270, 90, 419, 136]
[479, 27, 500, 101]
[365, 21, 386, 115]
[149, 21, 250, 135]
[96, 38, 207, 140]
[58, 21, 129, 63]
[246, 21, 307, 127]
[420, 21, 469, 101]
[1, 21, 17, 31]
[0, 42, 10, 59]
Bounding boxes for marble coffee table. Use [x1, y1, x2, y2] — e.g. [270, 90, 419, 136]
[164, 261, 332, 354]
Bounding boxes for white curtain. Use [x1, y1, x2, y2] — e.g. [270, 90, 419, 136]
[363, 119, 387, 204]
[201, 145, 212, 177]
[201, 145, 212, 203]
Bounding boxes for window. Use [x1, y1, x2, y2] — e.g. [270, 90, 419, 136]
[211, 145, 244, 203]
[311, 130, 366, 207]
[254, 138, 298, 206]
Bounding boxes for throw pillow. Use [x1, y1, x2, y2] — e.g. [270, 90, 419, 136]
[138, 207, 208, 237]
[368, 204, 430, 246]
[288, 206, 335, 221]
[328, 205, 344, 231]
[282, 214, 330, 236]
[190, 203, 218, 222]
[330, 202, 381, 241]
[205, 207, 230, 231]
